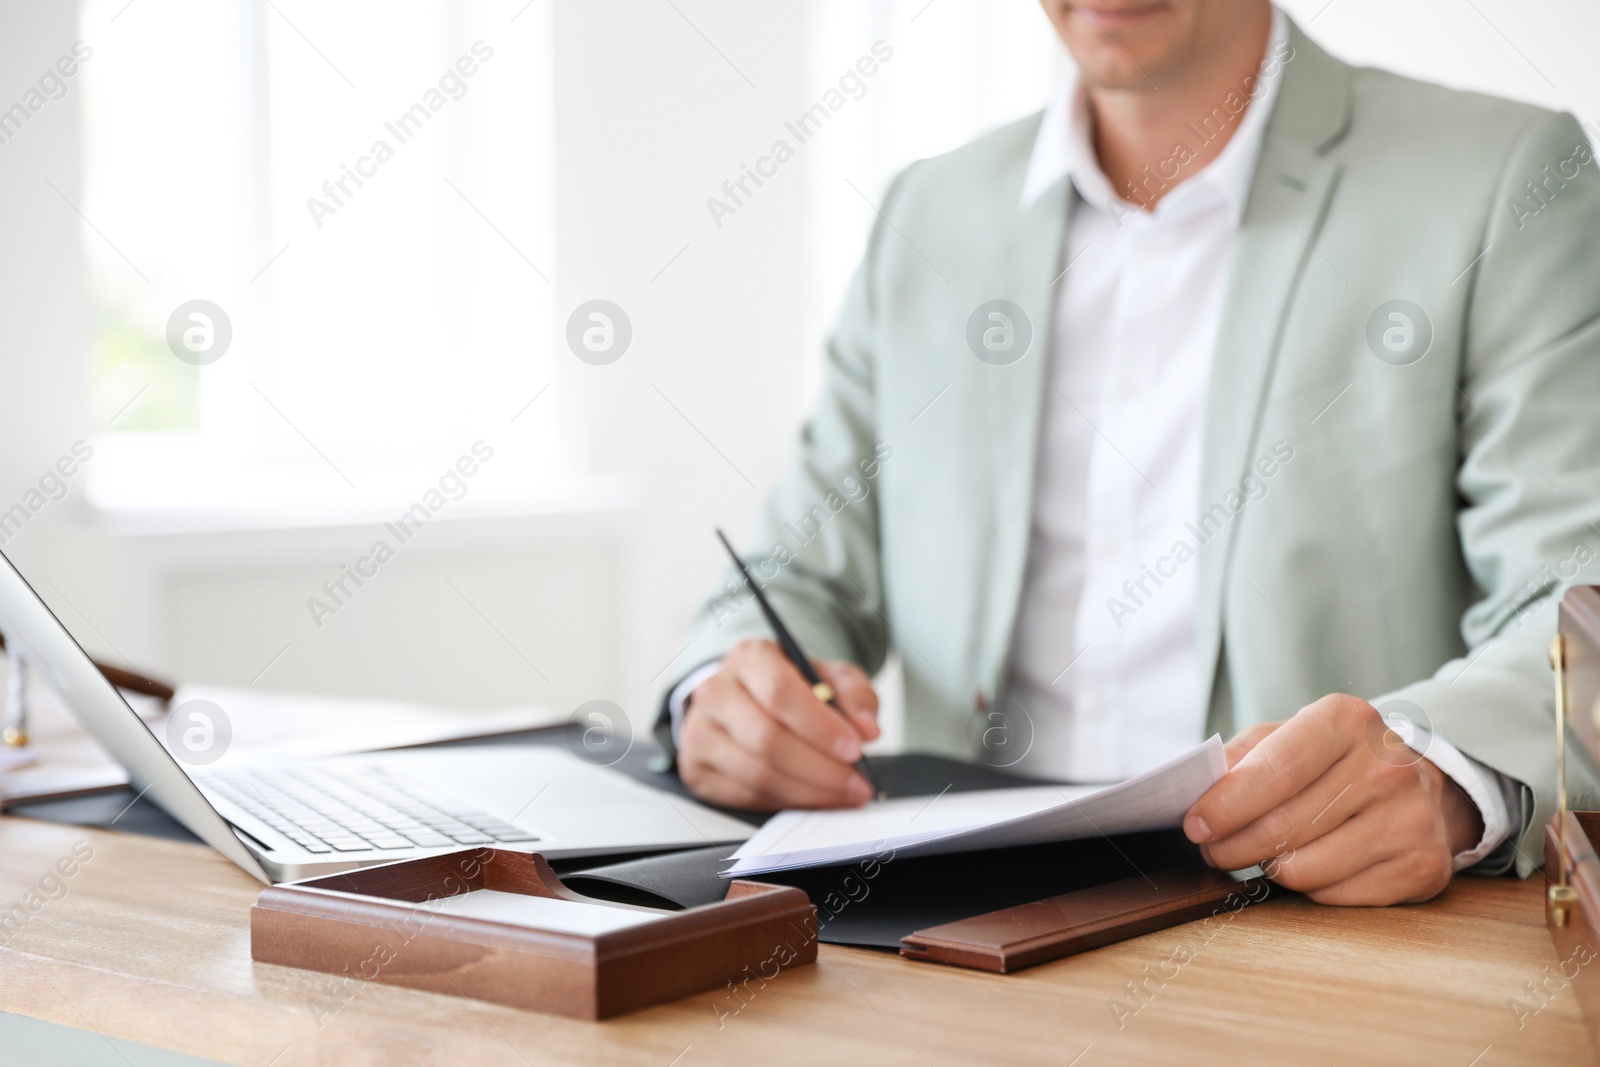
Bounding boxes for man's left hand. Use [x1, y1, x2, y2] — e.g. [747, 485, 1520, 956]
[1182, 694, 1483, 905]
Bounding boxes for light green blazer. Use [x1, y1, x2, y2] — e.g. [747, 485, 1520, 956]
[662, 19, 1600, 876]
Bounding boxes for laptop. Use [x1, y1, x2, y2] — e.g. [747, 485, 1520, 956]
[0, 547, 752, 883]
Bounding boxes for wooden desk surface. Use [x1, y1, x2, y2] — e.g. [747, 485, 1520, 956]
[0, 815, 1592, 1067]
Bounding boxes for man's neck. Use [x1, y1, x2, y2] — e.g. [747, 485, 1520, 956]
[1088, 5, 1275, 210]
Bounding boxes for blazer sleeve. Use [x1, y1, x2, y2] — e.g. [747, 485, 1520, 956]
[1377, 110, 1600, 877]
[651, 168, 918, 763]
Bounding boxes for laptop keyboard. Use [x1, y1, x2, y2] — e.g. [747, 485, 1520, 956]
[205, 765, 540, 854]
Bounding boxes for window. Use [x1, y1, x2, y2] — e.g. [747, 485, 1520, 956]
[79, 0, 555, 515]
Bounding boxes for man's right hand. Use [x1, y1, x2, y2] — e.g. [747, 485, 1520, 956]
[677, 638, 880, 811]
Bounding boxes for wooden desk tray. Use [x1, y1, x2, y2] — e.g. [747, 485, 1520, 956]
[251, 849, 817, 1019]
[1545, 812, 1600, 1049]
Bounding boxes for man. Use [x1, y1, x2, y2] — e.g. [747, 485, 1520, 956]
[656, 1, 1600, 906]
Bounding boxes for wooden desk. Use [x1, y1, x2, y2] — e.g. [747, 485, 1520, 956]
[0, 815, 1592, 1067]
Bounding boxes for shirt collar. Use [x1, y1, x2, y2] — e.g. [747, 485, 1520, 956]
[1020, 6, 1289, 222]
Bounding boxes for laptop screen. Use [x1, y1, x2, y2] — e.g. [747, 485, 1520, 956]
[0, 545, 269, 881]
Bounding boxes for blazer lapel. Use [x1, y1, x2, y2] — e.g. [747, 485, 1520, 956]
[1196, 23, 1353, 727]
[977, 178, 1074, 703]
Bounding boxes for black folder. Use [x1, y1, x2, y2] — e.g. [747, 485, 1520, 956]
[563, 753, 1207, 949]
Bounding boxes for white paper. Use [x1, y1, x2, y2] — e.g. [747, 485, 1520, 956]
[723, 735, 1228, 877]
[430, 889, 666, 935]
[162, 685, 571, 768]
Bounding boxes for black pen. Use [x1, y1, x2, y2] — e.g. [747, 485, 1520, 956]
[714, 528, 885, 801]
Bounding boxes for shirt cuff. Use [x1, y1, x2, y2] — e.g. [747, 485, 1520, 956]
[1406, 726, 1521, 871]
[666, 660, 724, 748]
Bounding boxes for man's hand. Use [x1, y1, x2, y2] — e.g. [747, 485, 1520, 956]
[677, 639, 880, 811]
[1183, 694, 1484, 906]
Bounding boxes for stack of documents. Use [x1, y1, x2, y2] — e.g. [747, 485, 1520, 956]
[723, 735, 1227, 877]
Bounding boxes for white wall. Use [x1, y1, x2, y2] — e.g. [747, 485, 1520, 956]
[1280, 0, 1600, 119]
[0, 1, 1595, 737]
[550, 0, 814, 713]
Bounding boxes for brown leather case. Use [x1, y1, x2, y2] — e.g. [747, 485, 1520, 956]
[1548, 586, 1600, 1051]
[1545, 810, 1600, 1048]
[250, 849, 817, 1019]
[900, 865, 1272, 973]
[1559, 586, 1600, 776]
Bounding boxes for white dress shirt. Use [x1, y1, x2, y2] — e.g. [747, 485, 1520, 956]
[1002, 9, 1516, 869]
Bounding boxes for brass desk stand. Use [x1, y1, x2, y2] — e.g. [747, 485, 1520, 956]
[1550, 632, 1578, 924]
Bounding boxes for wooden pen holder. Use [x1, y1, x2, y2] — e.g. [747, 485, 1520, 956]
[901, 864, 1260, 973]
[250, 849, 817, 1019]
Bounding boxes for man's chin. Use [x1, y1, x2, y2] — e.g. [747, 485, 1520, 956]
[1073, 54, 1163, 92]
[1076, 66, 1159, 92]
[1058, 3, 1180, 87]
[1061, 33, 1176, 89]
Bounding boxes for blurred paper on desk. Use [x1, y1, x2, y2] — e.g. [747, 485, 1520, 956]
[0, 680, 569, 807]
[160, 685, 569, 767]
